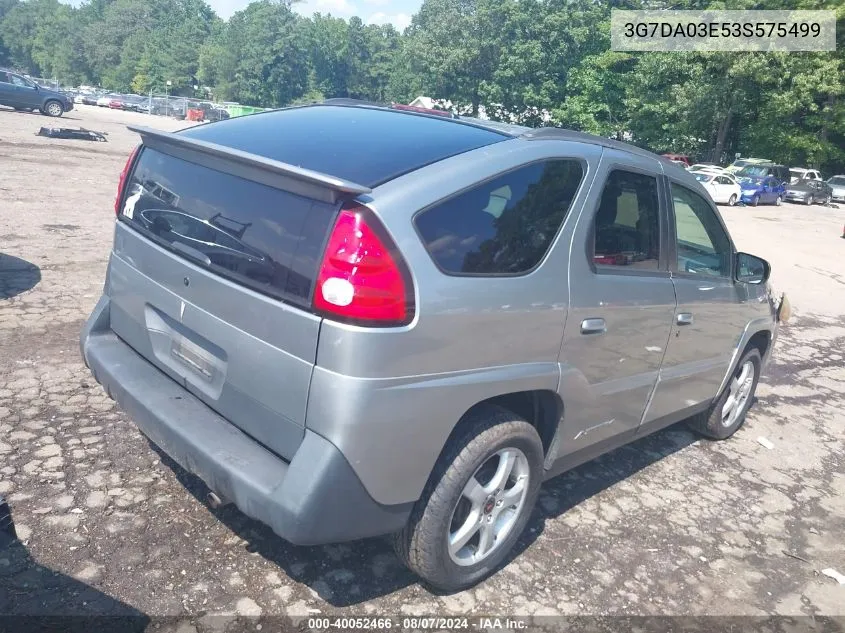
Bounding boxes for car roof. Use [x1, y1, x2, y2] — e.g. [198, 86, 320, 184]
[177, 101, 706, 189]
[179, 104, 518, 188]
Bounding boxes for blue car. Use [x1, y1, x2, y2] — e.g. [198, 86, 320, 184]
[739, 176, 785, 206]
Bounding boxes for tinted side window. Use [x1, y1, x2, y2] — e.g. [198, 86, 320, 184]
[592, 170, 661, 270]
[0, 72, 9, 83]
[671, 185, 732, 278]
[415, 160, 583, 275]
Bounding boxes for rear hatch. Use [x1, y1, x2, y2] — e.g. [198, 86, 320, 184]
[108, 105, 508, 460]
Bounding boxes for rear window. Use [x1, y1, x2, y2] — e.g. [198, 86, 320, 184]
[118, 148, 338, 305]
[414, 160, 584, 275]
[738, 166, 769, 177]
[179, 105, 509, 188]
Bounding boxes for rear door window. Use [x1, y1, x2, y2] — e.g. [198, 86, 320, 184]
[119, 147, 339, 306]
[592, 170, 661, 270]
[414, 160, 584, 275]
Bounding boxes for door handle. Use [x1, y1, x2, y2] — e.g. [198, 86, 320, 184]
[676, 313, 694, 326]
[580, 318, 607, 335]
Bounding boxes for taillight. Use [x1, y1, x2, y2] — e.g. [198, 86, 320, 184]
[114, 145, 140, 216]
[314, 205, 413, 326]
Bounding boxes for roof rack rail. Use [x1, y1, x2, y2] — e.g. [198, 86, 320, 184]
[389, 104, 458, 119]
[521, 127, 659, 161]
[321, 98, 385, 108]
[127, 125, 371, 204]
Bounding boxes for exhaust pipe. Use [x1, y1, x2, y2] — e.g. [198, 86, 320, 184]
[206, 491, 229, 510]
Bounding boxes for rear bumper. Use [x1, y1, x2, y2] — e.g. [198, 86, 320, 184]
[80, 295, 411, 546]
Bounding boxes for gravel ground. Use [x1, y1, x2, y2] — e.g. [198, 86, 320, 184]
[1, 105, 843, 627]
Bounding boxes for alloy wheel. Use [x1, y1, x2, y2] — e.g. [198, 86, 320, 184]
[447, 448, 530, 566]
[721, 360, 756, 428]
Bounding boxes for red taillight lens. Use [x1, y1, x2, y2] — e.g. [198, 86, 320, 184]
[314, 206, 413, 326]
[114, 145, 140, 216]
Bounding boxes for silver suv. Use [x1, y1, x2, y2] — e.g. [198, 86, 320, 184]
[81, 103, 783, 591]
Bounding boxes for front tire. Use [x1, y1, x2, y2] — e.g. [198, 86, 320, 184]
[751, 195, 760, 207]
[393, 405, 543, 592]
[688, 348, 762, 440]
[806, 195, 814, 206]
[728, 194, 737, 206]
[775, 195, 782, 206]
[42, 100, 64, 117]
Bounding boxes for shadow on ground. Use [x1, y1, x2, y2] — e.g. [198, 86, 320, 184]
[0, 539, 148, 631]
[0, 253, 41, 299]
[150, 417, 702, 607]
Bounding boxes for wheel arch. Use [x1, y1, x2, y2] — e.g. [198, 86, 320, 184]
[437, 390, 563, 465]
[714, 320, 776, 401]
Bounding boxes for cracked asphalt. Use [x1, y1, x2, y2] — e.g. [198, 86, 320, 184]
[1, 105, 843, 626]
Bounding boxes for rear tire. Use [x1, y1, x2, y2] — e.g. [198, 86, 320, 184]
[751, 195, 760, 207]
[775, 196, 782, 206]
[728, 194, 737, 206]
[806, 195, 814, 206]
[393, 405, 543, 592]
[688, 348, 762, 440]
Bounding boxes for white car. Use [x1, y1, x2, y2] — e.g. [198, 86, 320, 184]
[827, 175, 845, 202]
[692, 172, 741, 206]
[689, 163, 723, 173]
[790, 168, 822, 184]
[96, 96, 112, 107]
[689, 165, 731, 178]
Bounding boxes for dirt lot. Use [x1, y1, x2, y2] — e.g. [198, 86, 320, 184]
[1, 105, 844, 625]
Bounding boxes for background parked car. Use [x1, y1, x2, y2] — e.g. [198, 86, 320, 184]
[789, 168, 822, 184]
[737, 163, 790, 185]
[689, 163, 722, 172]
[0, 68, 72, 117]
[727, 157, 771, 174]
[739, 175, 785, 206]
[120, 95, 147, 112]
[96, 95, 113, 107]
[784, 179, 833, 205]
[662, 153, 690, 166]
[693, 172, 741, 206]
[827, 175, 845, 202]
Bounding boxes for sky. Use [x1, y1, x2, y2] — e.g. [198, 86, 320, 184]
[212, 0, 423, 29]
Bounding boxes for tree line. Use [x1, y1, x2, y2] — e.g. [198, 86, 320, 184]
[0, 0, 842, 173]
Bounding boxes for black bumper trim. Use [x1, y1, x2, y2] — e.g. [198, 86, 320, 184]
[80, 296, 411, 546]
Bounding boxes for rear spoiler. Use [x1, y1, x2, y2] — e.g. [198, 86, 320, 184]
[127, 125, 372, 205]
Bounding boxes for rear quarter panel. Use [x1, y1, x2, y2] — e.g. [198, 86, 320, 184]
[307, 138, 604, 506]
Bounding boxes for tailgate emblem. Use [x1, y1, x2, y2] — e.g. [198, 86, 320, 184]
[180, 300, 186, 322]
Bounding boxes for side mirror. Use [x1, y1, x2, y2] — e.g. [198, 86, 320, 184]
[736, 252, 770, 284]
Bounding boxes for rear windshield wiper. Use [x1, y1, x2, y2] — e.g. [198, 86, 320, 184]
[170, 242, 212, 266]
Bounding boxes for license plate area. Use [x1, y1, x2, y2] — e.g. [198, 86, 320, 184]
[145, 304, 228, 399]
[171, 337, 215, 381]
